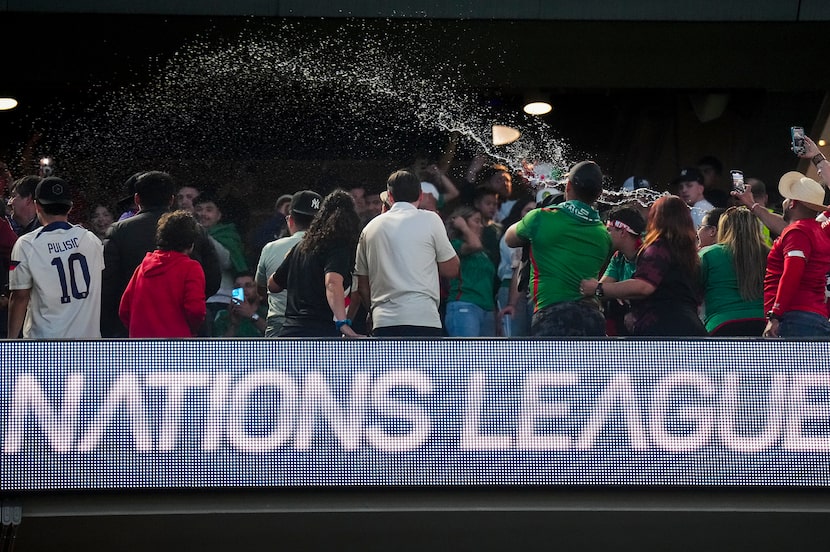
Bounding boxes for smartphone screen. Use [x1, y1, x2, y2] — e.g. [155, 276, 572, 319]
[232, 287, 244, 303]
[792, 126, 806, 155]
[730, 169, 744, 193]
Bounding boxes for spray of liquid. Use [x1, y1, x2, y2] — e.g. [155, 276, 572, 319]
[31, 18, 658, 208]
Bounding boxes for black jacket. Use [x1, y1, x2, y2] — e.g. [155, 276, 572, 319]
[100, 207, 221, 337]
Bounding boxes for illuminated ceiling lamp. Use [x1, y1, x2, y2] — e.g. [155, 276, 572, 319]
[0, 97, 18, 111]
[492, 125, 521, 146]
[523, 89, 552, 116]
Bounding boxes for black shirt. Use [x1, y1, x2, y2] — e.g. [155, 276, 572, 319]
[274, 243, 353, 337]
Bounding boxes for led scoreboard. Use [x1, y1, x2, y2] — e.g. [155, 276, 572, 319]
[2, 338, 829, 491]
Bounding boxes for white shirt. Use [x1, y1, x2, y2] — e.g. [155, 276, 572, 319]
[690, 198, 715, 228]
[354, 202, 457, 329]
[9, 221, 104, 338]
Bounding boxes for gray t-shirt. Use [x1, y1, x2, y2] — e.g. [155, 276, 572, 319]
[255, 231, 304, 336]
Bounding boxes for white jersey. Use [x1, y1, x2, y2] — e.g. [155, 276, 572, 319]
[9, 221, 105, 338]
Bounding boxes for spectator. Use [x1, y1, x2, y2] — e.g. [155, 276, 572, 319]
[505, 160, 611, 336]
[697, 155, 730, 208]
[194, 192, 249, 325]
[472, 185, 502, 269]
[213, 270, 267, 337]
[119, 210, 206, 338]
[416, 163, 460, 215]
[419, 181, 441, 213]
[697, 207, 726, 249]
[268, 189, 363, 337]
[622, 175, 651, 192]
[0, 163, 19, 337]
[746, 177, 776, 246]
[444, 206, 497, 337]
[762, 172, 830, 337]
[87, 203, 115, 242]
[362, 190, 384, 225]
[0, 214, 15, 337]
[699, 206, 768, 335]
[731, 135, 828, 251]
[176, 184, 201, 214]
[354, 169, 459, 337]
[580, 195, 707, 336]
[255, 190, 321, 337]
[7, 177, 104, 338]
[6, 176, 42, 236]
[674, 167, 714, 227]
[459, 155, 513, 214]
[250, 193, 291, 266]
[348, 185, 367, 221]
[101, 171, 220, 337]
[599, 205, 646, 336]
[116, 171, 142, 221]
[495, 194, 536, 337]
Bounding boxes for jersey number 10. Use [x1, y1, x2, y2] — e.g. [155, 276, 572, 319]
[51, 253, 91, 304]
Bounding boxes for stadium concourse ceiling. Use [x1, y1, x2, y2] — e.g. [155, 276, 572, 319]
[2, 7, 830, 174]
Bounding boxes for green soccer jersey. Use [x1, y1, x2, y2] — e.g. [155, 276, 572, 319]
[448, 238, 497, 311]
[603, 251, 637, 282]
[698, 243, 764, 332]
[515, 200, 611, 310]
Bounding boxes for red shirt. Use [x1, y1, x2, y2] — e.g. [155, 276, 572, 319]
[764, 218, 830, 317]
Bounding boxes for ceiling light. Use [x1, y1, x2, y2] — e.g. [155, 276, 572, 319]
[523, 101, 552, 115]
[819, 139, 827, 147]
[522, 89, 552, 116]
[492, 125, 521, 146]
[0, 97, 18, 111]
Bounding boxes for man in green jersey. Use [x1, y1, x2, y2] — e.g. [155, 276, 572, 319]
[504, 161, 611, 336]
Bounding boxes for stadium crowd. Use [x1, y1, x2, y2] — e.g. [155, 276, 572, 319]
[3, 132, 830, 339]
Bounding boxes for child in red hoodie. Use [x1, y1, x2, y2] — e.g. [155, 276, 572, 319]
[119, 210, 206, 337]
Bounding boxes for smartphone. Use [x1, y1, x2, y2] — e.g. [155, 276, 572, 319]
[791, 126, 806, 156]
[231, 287, 244, 304]
[730, 169, 745, 194]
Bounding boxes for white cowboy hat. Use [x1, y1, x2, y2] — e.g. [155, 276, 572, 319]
[778, 171, 829, 212]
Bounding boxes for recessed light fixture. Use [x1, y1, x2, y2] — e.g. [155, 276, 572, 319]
[522, 89, 552, 116]
[523, 101, 552, 115]
[0, 97, 18, 111]
[492, 125, 521, 146]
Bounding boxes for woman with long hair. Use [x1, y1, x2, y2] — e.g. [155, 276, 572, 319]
[698, 206, 768, 335]
[580, 195, 707, 336]
[267, 189, 364, 337]
[444, 205, 497, 337]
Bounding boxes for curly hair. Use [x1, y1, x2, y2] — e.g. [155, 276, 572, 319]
[156, 210, 199, 252]
[298, 189, 361, 258]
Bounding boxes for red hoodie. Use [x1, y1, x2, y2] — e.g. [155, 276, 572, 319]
[119, 250, 206, 338]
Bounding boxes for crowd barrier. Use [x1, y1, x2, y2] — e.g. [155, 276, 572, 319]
[2, 338, 828, 491]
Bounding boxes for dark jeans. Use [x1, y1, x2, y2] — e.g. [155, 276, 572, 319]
[779, 310, 830, 338]
[531, 300, 606, 337]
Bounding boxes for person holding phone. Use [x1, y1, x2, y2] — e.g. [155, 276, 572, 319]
[213, 271, 267, 337]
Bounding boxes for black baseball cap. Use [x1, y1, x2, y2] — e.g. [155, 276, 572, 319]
[35, 176, 73, 206]
[290, 190, 322, 216]
[673, 167, 704, 186]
